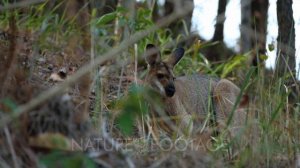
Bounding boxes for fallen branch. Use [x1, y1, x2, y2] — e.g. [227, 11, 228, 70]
[0, 1, 194, 128]
[4, 127, 19, 168]
[0, 0, 46, 11]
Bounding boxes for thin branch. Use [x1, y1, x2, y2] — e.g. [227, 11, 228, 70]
[0, 156, 10, 168]
[0, 1, 194, 128]
[4, 127, 19, 168]
[0, 0, 46, 11]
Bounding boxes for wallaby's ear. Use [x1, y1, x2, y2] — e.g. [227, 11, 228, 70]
[167, 47, 185, 68]
[145, 44, 161, 66]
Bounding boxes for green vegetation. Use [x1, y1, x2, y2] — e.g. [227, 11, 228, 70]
[0, 1, 299, 167]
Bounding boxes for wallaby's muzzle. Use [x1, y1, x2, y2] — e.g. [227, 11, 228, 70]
[165, 83, 175, 97]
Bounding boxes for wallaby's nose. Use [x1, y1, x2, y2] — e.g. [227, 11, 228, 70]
[165, 84, 175, 97]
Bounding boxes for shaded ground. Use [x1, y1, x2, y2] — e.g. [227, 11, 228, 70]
[0, 30, 224, 168]
[0, 27, 296, 167]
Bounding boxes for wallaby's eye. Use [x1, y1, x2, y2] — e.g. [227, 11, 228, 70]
[157, 74, 164, 79]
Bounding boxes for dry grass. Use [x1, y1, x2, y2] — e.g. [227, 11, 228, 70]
[0, 1, 299, 168]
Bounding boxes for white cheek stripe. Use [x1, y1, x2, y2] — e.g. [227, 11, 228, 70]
[154, 79, 165, 96]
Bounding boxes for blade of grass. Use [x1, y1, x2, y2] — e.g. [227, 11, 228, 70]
[0, 1, 194, 129]
[226, 67, 255, 126]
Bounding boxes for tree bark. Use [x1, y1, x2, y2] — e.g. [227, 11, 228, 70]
[240, 0, 252, 53]
[276, 0, 299, 102]
[275, 0, 296, 77]
[205, 0, 229, 62]
[240, 0, 269, 66]
[250, 0, 269, 66]
[212, 0, 227, 42]
[152, 0, 194, 37]
[64, 0, 92, 124]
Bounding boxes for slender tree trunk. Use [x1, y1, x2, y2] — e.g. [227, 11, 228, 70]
[251, 0, 269, 66]
[276, 0, 296, 77]
[276, 0, 298, 101]
[212, 0, 227, 41]
[152, 0, 194, 37]
[64, 0, 92, 124]
[205, 0, 229, 62]
[240, 0, 252, 53]
[240, 0, 268, 66]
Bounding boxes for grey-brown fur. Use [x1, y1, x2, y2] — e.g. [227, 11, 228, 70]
[144, 44, 244, 137]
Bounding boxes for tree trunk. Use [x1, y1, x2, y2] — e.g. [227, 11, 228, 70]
[205, 0, 229, 62]
[64, 0, 92, 125]
[240, 0, 252, 54]
[212, 0, 227, 42]
[240, 0, 269, 66]
[250, 0, 269, 66]
[276, 0, 298, 102]
[152, 0, 194, 37]
[275, 0, 296, 77]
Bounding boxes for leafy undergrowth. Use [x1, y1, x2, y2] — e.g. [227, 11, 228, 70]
[0, 1, 299, 168]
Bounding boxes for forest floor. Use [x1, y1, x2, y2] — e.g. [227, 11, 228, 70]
[0, 1, 299, 165]
[0, 30, 227, 168]
[1, 28, 297, 168]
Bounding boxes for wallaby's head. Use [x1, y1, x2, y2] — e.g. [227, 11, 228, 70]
[144, 44, 185, 97]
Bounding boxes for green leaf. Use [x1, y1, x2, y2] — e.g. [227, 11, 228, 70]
[1, 98, 18, 112]
[268, 101, 284, 125]
[116, 111, 135, 136]
[36, 2, 47, 12]
[268, 43, 275, 51]
[221, 55, 247, 78]
[116, 6, 128, 13]
[96, 12, 117, 26]
[259, 54, 268, 61]
[39, 151, 96, 168]
[115, 84, 155, 136]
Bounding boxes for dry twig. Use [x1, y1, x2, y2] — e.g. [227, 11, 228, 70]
[0, 1, 194, 128]
[4, 127, 19, 168]
[0, 0, 46, 11]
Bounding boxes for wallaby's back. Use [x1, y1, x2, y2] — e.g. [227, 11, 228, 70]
[144, 44, 244, 135]
[166, 74, 240, 126]
[167, 74, 219, 116]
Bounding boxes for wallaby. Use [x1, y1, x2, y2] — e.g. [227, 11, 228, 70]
[144, 44, 245, 139]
